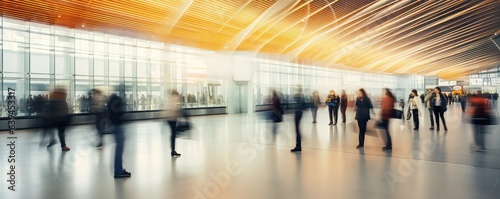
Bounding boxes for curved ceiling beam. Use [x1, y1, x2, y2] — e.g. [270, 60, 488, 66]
[224, 0, 298, 52]
[164, 0, 194, 35]
[251, 0, 312, 41]
[217, 0, 253, 32]
[252, 0, 339, 53]
[284, 1, 387, 58]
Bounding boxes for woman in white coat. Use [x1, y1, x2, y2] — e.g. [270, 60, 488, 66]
[409, 89, 423, 130]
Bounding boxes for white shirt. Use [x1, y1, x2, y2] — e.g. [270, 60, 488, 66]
[435, 95, 441, 106]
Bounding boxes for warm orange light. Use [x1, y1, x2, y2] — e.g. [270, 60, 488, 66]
[0, 0, 497, 79]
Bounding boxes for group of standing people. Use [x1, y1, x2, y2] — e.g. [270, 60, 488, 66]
[310, 90, 348, 125]
[407, 88, 449, 132]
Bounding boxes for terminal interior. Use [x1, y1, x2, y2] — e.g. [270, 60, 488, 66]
[0, 1, 500, 199]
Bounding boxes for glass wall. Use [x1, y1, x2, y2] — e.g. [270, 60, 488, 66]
[0, 17, 226, 117]
[467, 65, 500, 93]
[253, 56, 398, 105]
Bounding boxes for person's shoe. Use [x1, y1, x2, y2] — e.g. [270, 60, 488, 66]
[474, 147, 486, 152]
[96, 143, 103, 148]
[444, 127, 448, 131]
[328, 123, 333, 125]
[312, 121, 317, 123]
[437, 127, 440, 131]
[382, 146, 392, 151]
[413, 128, 419, 130]
[356, 145, 364, 149]
[171, 151, 181, 157]
[341, 122, 346, 125]
[47, 141, 56, 147]
[114, 170, 132, 178]
[290, 147, 302, 152]
[333, 123, 337, 125]
[429, 127, 434, 130]
[62, 145, 71, 151]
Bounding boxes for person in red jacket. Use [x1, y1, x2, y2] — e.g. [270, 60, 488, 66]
[380, 88, 396, 151]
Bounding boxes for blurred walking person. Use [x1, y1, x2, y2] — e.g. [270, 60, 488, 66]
[424, 89, 435, 130]
[107, 92, 131, 178]
[468, 93, 495, 152]
[91, 89, 107, 147]
[291, 86, 306, 152]
[355, 89, 373, 149]
[409, 89, 423, 130]
[460, 94, 467, 112]
[42, 86, 71, 151]
[340, 90, 348, 124]
[326, 90, 340, 125]
[163, 90, 183, 157]
[271, 90, 283, 135]
[380, 89, 396, 151]
[431, 87, 448, 131]
[311, 91, 320, 123]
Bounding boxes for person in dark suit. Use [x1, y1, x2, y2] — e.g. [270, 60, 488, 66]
[107, 92, 131, 178]
[355, 88, 373, 149]
[340, 90, 348, 124]
[430, 87, 448, 131]
[291, 86, 306, 152]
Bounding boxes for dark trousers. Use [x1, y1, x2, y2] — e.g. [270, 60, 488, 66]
[473, 124, 485, 149]
[428, 108, 434, 127]
[461, 101, 467, 112]
[381, 119, 391, 147]
[328, 106, 339, 124]
[412, 109, 419, 129]
[168, 120, 177, 152]
[43, 121, 67, 147]
[113, 124, 125, 174]
[311, 106, 318, 122]
[433, 106, 447, 129]
[357, 119, 368, 146]
[294, 111, 302, 149]
[94, 112, 106, 144]
[341, 106, 347, 123]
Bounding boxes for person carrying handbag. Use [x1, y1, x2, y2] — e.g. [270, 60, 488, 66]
[380, 89, 396, 151]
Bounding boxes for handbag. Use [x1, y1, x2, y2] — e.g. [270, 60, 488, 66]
[392, 109, 403, 119]
[351, 120, 379, 137]
[406, 106, 412, 120]
[472, 114, 497, 125]
[176, 120, 192, 132]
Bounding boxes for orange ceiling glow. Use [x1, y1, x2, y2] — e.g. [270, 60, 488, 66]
[1, 0, 499, 79]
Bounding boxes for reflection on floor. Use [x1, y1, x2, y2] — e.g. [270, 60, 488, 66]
[1, 103, 499, 199]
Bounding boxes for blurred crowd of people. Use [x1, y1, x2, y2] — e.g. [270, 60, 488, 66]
[4, 83, 498, 179]
[265, 87, 498, 153]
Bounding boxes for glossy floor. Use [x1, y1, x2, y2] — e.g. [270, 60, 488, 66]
[1, 103, 499, 199]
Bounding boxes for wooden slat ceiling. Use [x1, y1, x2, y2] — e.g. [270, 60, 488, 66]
[1, 0, 499, 79]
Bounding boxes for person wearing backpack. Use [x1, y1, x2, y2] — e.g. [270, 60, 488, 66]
[107, 91, 131, 178]
[326, 90, 340, 125]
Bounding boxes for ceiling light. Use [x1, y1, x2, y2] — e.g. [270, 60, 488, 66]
[58, 15, 61, 18]
[81, 24, 85, 27]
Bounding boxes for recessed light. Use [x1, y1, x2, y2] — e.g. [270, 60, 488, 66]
[81, 24, 85, 27]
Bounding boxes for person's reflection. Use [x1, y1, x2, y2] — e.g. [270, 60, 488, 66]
[311, 125, 319, 148]
[114, 179, 126, 199]
[293, 152, 303, 194]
